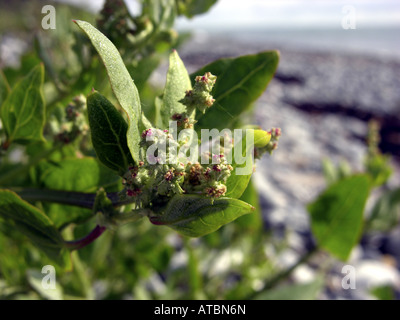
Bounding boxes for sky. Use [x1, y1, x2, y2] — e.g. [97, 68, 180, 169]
[175, 0, 400, 30]
[56, 0, 400, 30]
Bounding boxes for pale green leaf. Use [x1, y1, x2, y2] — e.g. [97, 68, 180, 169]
[161, 50, 192, 127]
[1, 64, 45, 144]
[74, 20, 141, 162]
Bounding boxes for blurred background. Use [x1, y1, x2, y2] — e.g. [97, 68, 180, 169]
[0, 0, 399, 300]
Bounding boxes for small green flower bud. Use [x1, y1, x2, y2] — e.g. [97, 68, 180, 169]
[54, 95, 88, 144]
[205, 182, 227, 198]
[254, 127, 282, 158]
[172, 113, 196, 130]
[180, 72, 217, 114]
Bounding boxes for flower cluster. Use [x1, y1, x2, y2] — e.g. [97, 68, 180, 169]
[119, 65, 280, 212]
[140, 128, 180, 164]
[171, 113, 196, 131]
[180, 72, 217, 114]
[254, 127, 282, 159]
[121, 127, 235, 207]
[96, 0, 177, 60]
[184, 154, 233, 199]
[122, 128, 186, 207]
[54, 95, 89, 144]
[122, 160, 186, 208]
[97, 0, 135, 48]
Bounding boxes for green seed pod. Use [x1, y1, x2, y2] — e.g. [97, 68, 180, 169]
[254, 129, 272, 148]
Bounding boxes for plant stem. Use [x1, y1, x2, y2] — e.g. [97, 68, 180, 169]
[248, 246, 318, 299]
[64, 225, 106, 251]
[183, 238, 205, 299]
[267, 247, 317, 288]
[15, 188, 96, 208]
[13, 188, 135, 209]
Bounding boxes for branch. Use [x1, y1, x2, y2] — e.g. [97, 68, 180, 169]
[247, 246, 318, 299]
[13, 188, 134, 209]
[64, 225, 106, 251]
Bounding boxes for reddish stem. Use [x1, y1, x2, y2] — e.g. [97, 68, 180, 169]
[64, 225, 106, 251]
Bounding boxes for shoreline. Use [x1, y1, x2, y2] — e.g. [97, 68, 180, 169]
[178, 27, 400, 62]
[179, 34, 400, 162]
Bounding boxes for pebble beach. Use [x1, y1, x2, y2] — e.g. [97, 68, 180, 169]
[178, 31, 400, 299]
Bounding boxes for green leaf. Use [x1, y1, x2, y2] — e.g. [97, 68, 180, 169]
[87, 91, 133, 175]
[0, 190, 70, 267]
[74, 20, 142, 162]
[2, 51, 41, 89]
[34, 157, 120, 228]
[154, 96, 163, 128]
[150, 195, 254, 237]
[35, 158, 120, 192]
[308, 175, 371, 261]
[254, 278, 324, 300]
[0, 69, 10, 106]
[1, 64, 45, 144]
[367, 187, 400, 232]
[193, 51, 279, 130]
[161, 50, 192, 127]
[225, 129, 254, 199]
[236, 179, 262, 233]
[144, 0, 176, 29]
[177, 0, 218, 18]
[371, 285, 395, 300]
